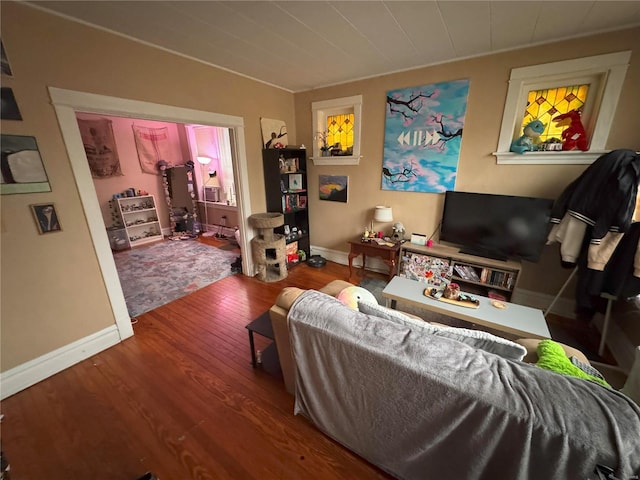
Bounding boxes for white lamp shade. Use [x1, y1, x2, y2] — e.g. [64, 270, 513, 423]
[373, 206, 393, 222]
[197, 155, 211, 165]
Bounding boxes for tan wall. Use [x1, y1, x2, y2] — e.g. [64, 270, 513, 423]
[294, 27, 640, 302]
[0, 2, 295, 372]
[76, 113, 188, 230]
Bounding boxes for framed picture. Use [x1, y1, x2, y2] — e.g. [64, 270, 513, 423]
[1, 87, 22, 120]
[1, 134, 51, 194]
[319, 175, 348, 203]
[289, 173, 303, 191]
[30, 203, 62, 234]
[1, 39, 13, 77]
[260, 117, 289, 149]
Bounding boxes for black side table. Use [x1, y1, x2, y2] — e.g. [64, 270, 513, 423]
[245, 311, 282, 377]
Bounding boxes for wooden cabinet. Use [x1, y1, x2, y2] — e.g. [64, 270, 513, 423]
[398, 242, 522, 301]
[112, 195, 163, 248]
[262, 148, 309, 263]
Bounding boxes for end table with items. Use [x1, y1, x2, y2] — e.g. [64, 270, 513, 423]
[348, 237, 401, 282]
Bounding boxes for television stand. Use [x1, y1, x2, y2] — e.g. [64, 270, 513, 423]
[459, 247, 508, 262]
[397, 242, 522, 301]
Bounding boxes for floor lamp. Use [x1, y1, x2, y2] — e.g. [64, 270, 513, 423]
[197, 156, 214, 237]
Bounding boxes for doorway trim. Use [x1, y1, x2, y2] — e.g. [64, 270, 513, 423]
[49, 87, 254, 339]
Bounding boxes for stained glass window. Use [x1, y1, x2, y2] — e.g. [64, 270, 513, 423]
[519, 84, 589, 143]
[326, 113, 354, 152]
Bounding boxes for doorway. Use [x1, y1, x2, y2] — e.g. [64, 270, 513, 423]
[50, 87, 255, 340]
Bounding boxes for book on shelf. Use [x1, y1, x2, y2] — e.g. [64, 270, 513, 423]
[480, 268, 489, 283]
[464, 265, 480, 281]
[454, 265, 469, 279]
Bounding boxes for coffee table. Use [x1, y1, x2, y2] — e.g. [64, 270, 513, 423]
[382, 276, 551, 339]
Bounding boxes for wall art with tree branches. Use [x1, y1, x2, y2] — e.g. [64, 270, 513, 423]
[382, 79, 469, 193]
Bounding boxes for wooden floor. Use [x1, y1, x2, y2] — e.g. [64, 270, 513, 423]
[0, 262, 392, 480]
[0, 260, 613, 479]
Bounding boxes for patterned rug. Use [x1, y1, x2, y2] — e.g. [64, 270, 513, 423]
[113, 240, 239, 317]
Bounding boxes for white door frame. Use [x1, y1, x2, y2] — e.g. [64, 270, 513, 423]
[49, 87, 254, 340]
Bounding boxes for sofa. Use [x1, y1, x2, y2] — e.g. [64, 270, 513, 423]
[269, 280, 640, 480]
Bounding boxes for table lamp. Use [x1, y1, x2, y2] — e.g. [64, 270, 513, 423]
[372, 205, 393, 238]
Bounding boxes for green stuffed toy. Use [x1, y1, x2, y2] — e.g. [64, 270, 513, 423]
[536, 339, 610, 388]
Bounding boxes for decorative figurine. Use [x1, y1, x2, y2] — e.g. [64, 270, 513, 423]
[552, 109, 588, 151]
[510, 119, 545, 154]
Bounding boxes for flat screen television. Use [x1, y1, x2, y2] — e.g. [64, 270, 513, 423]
[440, 191, 554, 262]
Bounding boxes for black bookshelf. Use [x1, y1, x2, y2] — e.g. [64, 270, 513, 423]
[262, 148, 310, 264]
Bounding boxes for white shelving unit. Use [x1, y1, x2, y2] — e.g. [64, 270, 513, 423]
[113, 195, 163, 248]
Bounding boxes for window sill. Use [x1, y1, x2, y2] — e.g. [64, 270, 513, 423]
[493, 150, 608, 165]
[311, 155, 361, 166]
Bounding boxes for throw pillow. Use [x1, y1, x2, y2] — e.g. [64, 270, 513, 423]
[536, 340, 611, 388]
[358, 300, 527, 361]
[336, 286, 377, 310]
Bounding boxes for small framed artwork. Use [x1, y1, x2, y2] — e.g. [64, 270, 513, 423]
[297, 195, 308, 209]
[319, 175, 348, 203]
[1, 87, 22, 120]
[1, 39, 13, 77]
[30, 203, 62, 234]
[289, 173, 303, 191]
[260, 117, 289, 149]
[1, 134, 51, 194]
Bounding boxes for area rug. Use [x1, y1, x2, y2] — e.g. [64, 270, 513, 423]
[113, 240, 238, 317]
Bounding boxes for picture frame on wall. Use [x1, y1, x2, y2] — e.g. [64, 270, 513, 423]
[260, 117, 289, 149]
[1, 134, 51, 195]
[31, 203, 62, 234]
[319, 175, 348, 203]
[1, 87, 22, 120]
[1, 39, 13, 77]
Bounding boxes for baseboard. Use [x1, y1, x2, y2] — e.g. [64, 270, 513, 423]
[0, 325, 121, 400]
[310, 245, 391, 274]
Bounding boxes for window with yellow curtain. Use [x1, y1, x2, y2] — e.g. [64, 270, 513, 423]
[520, 84, 589, 144]
[326, 113, 354, 152]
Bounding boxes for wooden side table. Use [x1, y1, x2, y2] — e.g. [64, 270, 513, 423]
[348, 238, 401, 282]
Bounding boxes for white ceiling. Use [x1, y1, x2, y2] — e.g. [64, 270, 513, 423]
[29, 1, 640, 92]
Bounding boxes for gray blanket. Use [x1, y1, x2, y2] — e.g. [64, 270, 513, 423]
[288, 290, 640, 480]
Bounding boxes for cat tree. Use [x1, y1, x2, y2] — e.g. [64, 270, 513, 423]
[249, 212, 287, 282]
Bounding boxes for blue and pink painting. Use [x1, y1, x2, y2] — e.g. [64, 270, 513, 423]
[382, 79, 470, 193]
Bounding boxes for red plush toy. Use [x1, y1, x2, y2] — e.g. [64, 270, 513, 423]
[552, 109, 589, 151]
